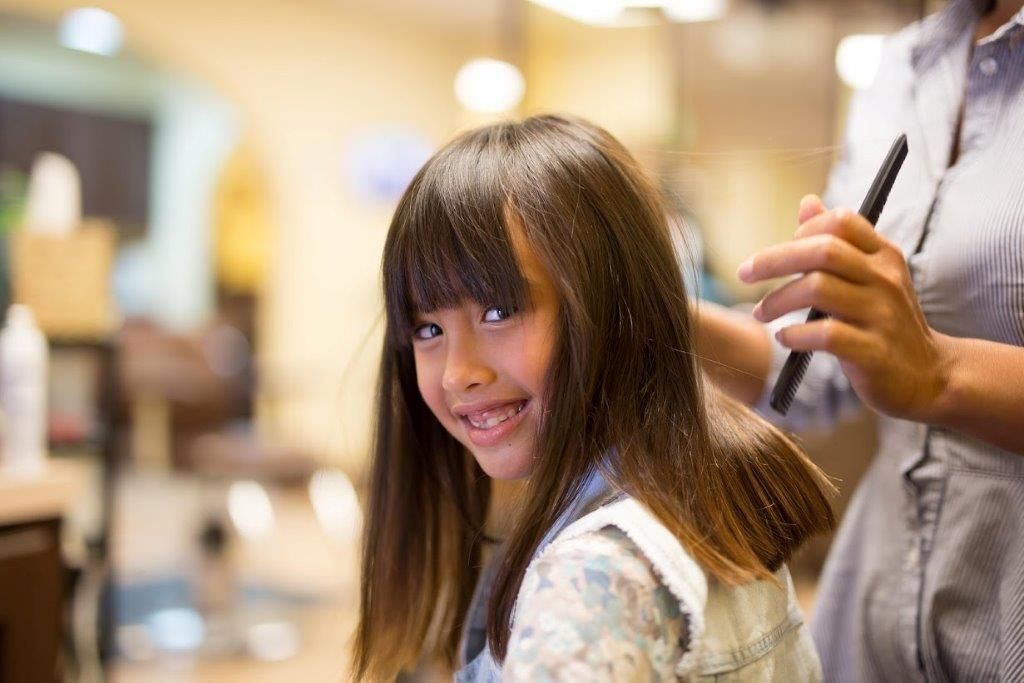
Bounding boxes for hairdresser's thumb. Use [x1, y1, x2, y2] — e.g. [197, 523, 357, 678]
[798, 194, 827, 227]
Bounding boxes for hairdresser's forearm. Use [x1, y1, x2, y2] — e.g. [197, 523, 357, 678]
[926, 334, 1024, 455]
[693, 301, 773, 405]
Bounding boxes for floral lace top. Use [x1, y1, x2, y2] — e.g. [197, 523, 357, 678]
[502, 526, 690, 681]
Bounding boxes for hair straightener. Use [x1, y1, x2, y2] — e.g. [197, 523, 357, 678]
[769, 133, 908, 415]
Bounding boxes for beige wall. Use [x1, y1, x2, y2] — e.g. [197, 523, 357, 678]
[522, 5, 675, 147]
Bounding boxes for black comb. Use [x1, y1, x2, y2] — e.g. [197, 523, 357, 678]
[769, 133, 908, 415]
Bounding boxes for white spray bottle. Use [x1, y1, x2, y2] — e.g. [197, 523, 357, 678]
[0, 304, 48, 472]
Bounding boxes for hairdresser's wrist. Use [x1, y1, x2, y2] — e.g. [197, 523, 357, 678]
[909, 331, 960, 428]
[907, 332, 1024, 455]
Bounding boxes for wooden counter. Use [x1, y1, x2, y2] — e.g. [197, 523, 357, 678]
[0, 458, 89, 683]
[0, 458, 87, 526]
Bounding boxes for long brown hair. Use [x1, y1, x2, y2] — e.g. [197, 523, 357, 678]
[354, 114, 834, 680]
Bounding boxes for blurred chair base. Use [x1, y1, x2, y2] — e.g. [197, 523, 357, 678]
[112, 421, 321, 668]
[186, 422, 320, 484]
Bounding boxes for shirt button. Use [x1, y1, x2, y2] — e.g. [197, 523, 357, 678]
[979, 57, 999, 75]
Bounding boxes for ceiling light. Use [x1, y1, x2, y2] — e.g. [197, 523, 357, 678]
[836, 34, 885, 90]
[661, 0, 728, 23]
[454, 58, 526, 114]
[58, 7, 123, 57]
[527, 0, 728, 26]
[528, 0, 625, 26]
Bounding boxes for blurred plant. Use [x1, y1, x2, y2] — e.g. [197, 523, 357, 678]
[0, 166, 28, 234]
[0, 165, 25, 311]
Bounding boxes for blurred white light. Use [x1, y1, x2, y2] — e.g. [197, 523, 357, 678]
[836, 34, 885, 90]
[454, 59, 526, 114]
[24, 152, 81, 235]
[662, 0, 728, 23]
[146, 608, 205, 652]
[246, 621, 301, 662]
[227, 480, 276, 540]
[58, 8, 123, 57]
[309, 469, 363, 543]
[529, 0, 726, 25]
[528, 0, 625, 25]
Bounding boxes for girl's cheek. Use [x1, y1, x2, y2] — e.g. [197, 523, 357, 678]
[415, 362, 449, 424]
[413, 359, 438, 404]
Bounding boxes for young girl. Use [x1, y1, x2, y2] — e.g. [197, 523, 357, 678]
[354, 114, 835, 681]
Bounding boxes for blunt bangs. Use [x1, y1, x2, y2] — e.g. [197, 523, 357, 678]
[383, 126, 530, 347]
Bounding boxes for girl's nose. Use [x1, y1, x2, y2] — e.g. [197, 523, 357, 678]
[441, 340, 495, 393]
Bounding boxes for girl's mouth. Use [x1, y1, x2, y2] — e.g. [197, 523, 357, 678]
[461, 400, 529, 447]
[465, 400, 527, 428]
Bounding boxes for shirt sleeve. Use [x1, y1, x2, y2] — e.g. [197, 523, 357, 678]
[502, 526, 689, 682]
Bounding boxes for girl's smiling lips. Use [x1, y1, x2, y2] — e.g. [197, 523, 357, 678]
[452, 399, 531, 448]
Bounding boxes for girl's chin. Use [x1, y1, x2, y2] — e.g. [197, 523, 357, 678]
[471, 449, 534, 481]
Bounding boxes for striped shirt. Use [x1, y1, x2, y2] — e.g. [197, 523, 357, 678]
[757, 0, 1024, 680]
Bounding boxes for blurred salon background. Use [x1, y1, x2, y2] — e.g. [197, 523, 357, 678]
[0, 0, 937, 680]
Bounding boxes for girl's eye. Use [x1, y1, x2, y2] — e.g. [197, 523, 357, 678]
[483, 306, 517, 323]
[413, 323, 443, 340]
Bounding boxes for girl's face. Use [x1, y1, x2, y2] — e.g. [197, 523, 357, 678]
[411, 231, 559, 480]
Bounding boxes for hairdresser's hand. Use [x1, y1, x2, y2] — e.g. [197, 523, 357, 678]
[737, 194, 953, 423]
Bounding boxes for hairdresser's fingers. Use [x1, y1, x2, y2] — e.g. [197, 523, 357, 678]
[775, 312, 947, 420]
[794, 209, 885, 254]
[798, 194, 827, 225]
[774, 318, 882, 368]
[737, 234, 873, 285]
[752, 272, 874, 324]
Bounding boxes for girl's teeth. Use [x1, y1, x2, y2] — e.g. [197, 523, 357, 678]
[468, 402, 524, 429]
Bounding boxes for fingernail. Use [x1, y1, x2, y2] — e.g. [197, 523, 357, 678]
[774, 329, 784, 344]
[751, 301, 764, 321]
[737, 258, 754, 281]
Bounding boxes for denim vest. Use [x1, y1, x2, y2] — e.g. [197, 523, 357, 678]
[455, 488, 821, 681]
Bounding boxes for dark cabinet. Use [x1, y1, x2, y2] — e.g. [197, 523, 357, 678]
[0, 517, 62, 683]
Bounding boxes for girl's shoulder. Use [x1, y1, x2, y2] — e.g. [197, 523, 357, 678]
[539, 496, 711, 612]
[504, 496, 821, 681]
[504, 524, 689, 681]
